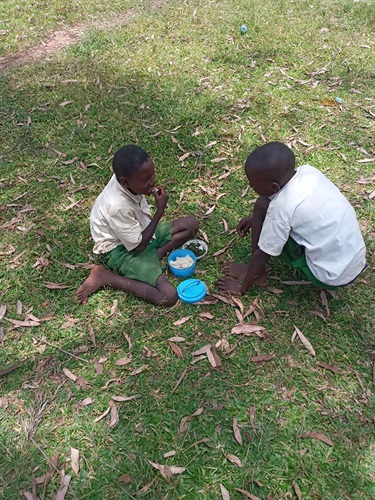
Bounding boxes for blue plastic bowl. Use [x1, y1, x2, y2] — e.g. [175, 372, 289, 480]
[168, 249, 196, 278]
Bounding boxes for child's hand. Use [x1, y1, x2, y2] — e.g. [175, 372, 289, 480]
[153, 185, 168, 211]
[237, 215, 253, 237]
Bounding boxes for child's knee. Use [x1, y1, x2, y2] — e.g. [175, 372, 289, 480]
[188, 216, 199, 235]
[162, 288, 178, 307]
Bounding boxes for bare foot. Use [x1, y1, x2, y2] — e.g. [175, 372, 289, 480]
[223, 262, 249, 279]
[252, 272, 268, 287]
[76, 265, 111, 304]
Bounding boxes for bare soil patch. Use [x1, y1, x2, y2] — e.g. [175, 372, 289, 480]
[0, 1, 167, 71]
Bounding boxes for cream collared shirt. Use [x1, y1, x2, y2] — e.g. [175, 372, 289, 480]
[90, 174, 153, 254]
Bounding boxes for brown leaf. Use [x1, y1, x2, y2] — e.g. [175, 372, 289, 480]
[199, 230, 210, 243]
[88, 325, 96, 347]
[234, 489, 261, 500]
[111, 395, 139, 402]
[54, 474, 71, 500]
[79, 397, 93, 407]
[191, 344, 212, 356]
[0, 304, 6, 320]
[109, 402, 119, 429]
[63, 368, 77, 382]
[233, 417, 243, 445]
[213, 245, 230, 257]
[292, 326, 316, 356]
[123, 333, 132, 349]
[231, 296, 244, 314]
[204, 205, 216, 216]
[222, 219, 229, 232]
[301, 431, 333, 446]
[61, 317, 79, 329]
[147, 460, 186, 482]
[118, 474, 133, 484]
[250, 353, 275, 363]
[70, 448, 79, 475]
[293, 482, 302, 500]
[173, 316, 191, 326]
[267, 287, 283, 294]
[94, 406, 111, 422]
[225, 453, 242, 467]
[231, 324, 265, 336]
[135, 478, 156, 496]
[115, 356, 132, 366]
[199, 312, 214, 320]
[320, 290, 330, 317]
[235, 309, 243, 323]
[220, 483, 230, 500]
[6, 318, 40, 327]
[207, 347, 222, 368]
[94, 359, 104, 375]
[130, 365, 146, 376]
[168, 336, 186, 342]
[169, 341, 183, 358]
[316, 361, 340, 374]
[59, 100, 73, 107]
[45, 282, 70, 289]
[163, 450, 176, 458]
[179, 407, 204, 434]
[248, 406, 256, 427]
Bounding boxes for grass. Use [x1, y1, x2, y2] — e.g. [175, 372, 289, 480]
[0, 0, 374, 498]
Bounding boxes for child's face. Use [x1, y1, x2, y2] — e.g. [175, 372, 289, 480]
[246, 170, 276, 196]
[121, 157, 156, 195]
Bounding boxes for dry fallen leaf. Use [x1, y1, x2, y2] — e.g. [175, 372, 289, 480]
[70, 448, 80, 475]
[220, 483, 230, 500]
[168, 336, 186, 342]
[0, 304, 6, 320]
[111, 395, 139, 402]
[234, 489, 261, 500]
[207, 347, 222, 368]
[301, 431, 333, 446]
[109, 402, 119, 429]
[88, 325, 96, 347]
[250, 353, 275, 363]
[147, 460, 186, 483]
[225, 453, 242, 467]
[191, 344, 212, 356]
[115, 356, 132, 366]
[130, 365, 147, 376]
[233, 417, 243, 445]
[316, 361, 340, 374]
[213, 245, 230, 257]
[248, 406, 256, 427]
[54, 474, 71, 500]
[320, 290, 330, 317]
[94, 406, 111, 423]
[169, 341, 183, 358]
[293, 482, 302, 500]
[179, 407, 204, 434]
[63, 368, 77, 382]
[231, 324, 265, 336]
[173, 316, 192, 326]
[79, 397, 93, 407]
[292, 326, 316, 356]
[45, 282, 70, 289]
[199, 312, 214, 320]
[118, 474, 133, 484]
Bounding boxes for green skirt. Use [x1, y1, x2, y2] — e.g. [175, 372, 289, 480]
[100, 221, 172, 287]
[278, 237, 337, 289]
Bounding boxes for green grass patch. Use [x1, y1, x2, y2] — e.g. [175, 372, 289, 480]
[1, 0, 374, 498]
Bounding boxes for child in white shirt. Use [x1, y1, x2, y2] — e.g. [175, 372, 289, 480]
[216, 142, 366, 295]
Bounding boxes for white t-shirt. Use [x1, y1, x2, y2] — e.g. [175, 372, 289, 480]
[90, 174, 153, 254]
[258, 165, 366, 286]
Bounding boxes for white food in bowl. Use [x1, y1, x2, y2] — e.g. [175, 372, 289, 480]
[170, 255, 195, 269]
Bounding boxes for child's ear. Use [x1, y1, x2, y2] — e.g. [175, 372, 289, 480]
[271, 182, 281, 193]
[119, 176, 129, 189]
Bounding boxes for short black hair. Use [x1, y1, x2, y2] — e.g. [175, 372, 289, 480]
[112, 144, 149, 180]
[246, 141, 295, 179]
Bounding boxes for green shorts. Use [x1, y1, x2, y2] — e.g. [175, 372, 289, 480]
[278, 237, 337, 290]
[100, 221, 173, 287]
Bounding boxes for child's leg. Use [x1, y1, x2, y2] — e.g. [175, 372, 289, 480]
[157, 216, 199, 258]
[225, 196, 270, 285]
[76, 265, 177, 306]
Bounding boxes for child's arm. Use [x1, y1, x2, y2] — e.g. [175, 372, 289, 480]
[133, 186, 168, 252]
